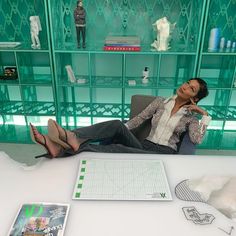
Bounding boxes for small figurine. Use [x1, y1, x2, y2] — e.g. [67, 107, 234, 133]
[142, 67, 149, 84]
[232, 42, 236, 52]
[74, 1, 86, 48]
[29, 16, 42, 49]
[65, 65, 76, 83]
[151, 17, 176, 51]
[0, 67, 18, 80]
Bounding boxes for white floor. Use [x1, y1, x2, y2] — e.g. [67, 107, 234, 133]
[0, 143, 235, 166]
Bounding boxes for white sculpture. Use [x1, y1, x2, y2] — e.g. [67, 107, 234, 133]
[151, 17, 176, 51]
[30, 16, 42, 49]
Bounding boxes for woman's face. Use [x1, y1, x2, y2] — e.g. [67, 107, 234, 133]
[177, 80, 200, 102]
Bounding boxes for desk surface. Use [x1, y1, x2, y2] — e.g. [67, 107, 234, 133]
[0, 152, 236, 236]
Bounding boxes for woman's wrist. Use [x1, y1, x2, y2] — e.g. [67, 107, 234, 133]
[201, 110, 208, 116]
[197, 107, 208, 116]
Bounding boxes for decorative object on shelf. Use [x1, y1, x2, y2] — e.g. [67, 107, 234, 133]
[29, 16, 42, 49]
[219, 37, 225, 52]
[74, 0, 86, 48]
[208, 28, 220, 52]
[226, 40, 232, 52]
[213, 35, 235, 53]
[104, 36, 141, 51]
[77, 78, 86, 84]
[151, 17, 176, 51]
[142, 66, 149, 84]
[104, 45, 140, 51]
[232, 42, 236, 52]
[0, 42, 21, 48]
[65, 65, 76, 83]
[128, 80, 136, 86]
[0, 66, 18, 80]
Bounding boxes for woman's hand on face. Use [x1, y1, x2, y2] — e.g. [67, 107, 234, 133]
[184, 98, 208, 116]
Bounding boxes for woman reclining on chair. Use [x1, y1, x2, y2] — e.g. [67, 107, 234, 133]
[30, 78, 211, 158]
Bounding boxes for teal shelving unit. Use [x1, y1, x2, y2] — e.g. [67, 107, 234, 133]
[49, 0, 204, 128]
[0, 0, 55, 143]
[197, 0, 236, 149]
[0, 0, 235, 150]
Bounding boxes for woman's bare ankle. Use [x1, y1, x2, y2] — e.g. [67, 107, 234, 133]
[45, 136, 62, 158]
[67, 132, 81, 152]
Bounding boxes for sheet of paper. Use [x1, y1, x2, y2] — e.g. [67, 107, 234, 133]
[73, 158, 172, 201]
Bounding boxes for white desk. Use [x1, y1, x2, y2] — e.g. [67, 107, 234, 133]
[0, 152, 236, 236]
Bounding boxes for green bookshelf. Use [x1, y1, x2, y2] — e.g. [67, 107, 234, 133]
[0, 0, 235, 150]
[197, 0, 236, 149]
[0, 0, 55, 143]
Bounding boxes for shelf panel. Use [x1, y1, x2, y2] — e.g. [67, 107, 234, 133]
[59, 81, 89, 87]
[91, 103, 123, 117]
[0, 101, 24, 115]
[0, 47, 50, 52]
[202, 52, 236, 56]
[92, 76, 122, 87]
[60, 102, 130, 118]
[0, 101, 55, 116]
[23, 102, 55, 115]
[227, 107, 236, 120]
[54, 46, 197, 54]
[0, 79, 19, 85]
[60, 102, 91, 116]
[125, 77, 156, 88]
[20, 75, 53, 85]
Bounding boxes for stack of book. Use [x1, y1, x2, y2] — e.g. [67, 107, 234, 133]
[104, 36, 141, 51]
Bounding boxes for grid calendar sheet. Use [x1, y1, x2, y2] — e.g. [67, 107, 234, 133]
[72, 159, 172, 201]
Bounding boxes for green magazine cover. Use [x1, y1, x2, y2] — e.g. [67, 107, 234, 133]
[8, 202, 70, 236]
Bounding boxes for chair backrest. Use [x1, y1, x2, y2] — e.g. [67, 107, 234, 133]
[130, 95, 196, 155]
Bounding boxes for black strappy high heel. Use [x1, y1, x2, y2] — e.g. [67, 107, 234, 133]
[29, 123, 54, 159]
[35, 153, 52, 159]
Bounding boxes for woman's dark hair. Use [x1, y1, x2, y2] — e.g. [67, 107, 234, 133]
[189, 77, 209, 102]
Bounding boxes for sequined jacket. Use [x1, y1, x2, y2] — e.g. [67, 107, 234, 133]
[74, 7, 86, 26]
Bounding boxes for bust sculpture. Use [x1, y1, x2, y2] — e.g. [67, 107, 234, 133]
[151, 17, 176, 51]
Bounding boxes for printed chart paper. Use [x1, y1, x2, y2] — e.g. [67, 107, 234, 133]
[73, 159, 172, 201]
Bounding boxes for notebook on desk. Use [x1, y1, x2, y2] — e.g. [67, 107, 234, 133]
[72, 158, 172, 201]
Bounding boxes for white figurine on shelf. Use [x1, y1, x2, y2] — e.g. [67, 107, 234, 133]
[29, 16, 42, 49]
[151, 17, 176, 51]
[142, 67, 149, 84]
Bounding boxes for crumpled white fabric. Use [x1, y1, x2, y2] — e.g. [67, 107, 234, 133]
[187, 176, 236, 221]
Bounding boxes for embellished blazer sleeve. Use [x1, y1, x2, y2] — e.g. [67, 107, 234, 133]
[188, 115, 212, 144]
[125, 97, 163, 130]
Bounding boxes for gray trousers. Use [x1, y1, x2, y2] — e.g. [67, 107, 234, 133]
[62, 120, 176, 156]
